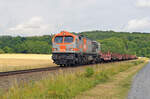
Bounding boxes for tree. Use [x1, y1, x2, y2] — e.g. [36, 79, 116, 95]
[0, 49, 4, 54]
[3, 46, 14, 53]
[0, 30, 150, 57]
[23, 40, 51, 54]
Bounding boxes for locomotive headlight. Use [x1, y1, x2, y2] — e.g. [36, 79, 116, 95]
[69, 48, 73, 51]
[53, 48, 58, 51]
[55, 48, 58, 51]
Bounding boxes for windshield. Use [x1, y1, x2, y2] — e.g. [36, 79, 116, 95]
[64, 36, 73, 43]
[54, 36, 63, 43]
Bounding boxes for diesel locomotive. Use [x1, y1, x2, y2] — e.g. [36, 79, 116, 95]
[52, 31, 137, 66]
[52, 31, 101, 66]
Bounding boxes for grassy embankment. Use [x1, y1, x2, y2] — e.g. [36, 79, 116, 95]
[0, 58, 148, 99]
[0, 54, 56, 72]
[77, 58, 149, 99]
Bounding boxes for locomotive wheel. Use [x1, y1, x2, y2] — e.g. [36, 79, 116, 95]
[60, 64, 63, 67]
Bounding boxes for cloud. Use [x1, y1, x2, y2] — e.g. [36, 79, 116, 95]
[136, 0, 150, 7]
[124, 17, 150, 32]
[1, 0, 150, 36]
[7, 16, 54, 36]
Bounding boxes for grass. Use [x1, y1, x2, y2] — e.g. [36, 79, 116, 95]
[0, 54, 57, 72]
[116, 60, 148, 99]
[77, 58, 149, 99]
[0, 58, 148, 99]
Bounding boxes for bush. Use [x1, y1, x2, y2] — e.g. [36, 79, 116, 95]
[3, 46, 14, 53]
[96, 71, 109, 82]
[0, 49, 4, 54]
[84, 67, 94, 77]
[132, 60, 144, 65]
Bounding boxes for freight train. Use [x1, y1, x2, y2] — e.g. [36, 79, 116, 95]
[52, 31, 137, 66]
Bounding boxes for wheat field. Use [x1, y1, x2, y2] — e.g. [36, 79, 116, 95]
[0, 54, 57, 72]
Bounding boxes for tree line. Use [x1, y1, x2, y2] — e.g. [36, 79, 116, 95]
[0, 35, 52, 54]
[0, 31, 150, 58]
[81, 31, 150, 58]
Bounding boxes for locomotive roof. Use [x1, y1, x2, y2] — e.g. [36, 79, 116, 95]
[58, 31, 99, 43]
[77, 34, 99, 43]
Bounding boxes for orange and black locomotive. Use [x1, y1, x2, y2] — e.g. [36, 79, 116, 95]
[52, 31, 101, 66]
[52, 31, 137, 66]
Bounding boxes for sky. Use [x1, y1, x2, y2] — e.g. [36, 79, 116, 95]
[0, 0, 150, 36]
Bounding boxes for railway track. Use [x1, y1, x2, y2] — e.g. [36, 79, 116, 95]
[0, 64, 92, 77]
[0, 60, 136, 77]
[0, 66, 60, 77]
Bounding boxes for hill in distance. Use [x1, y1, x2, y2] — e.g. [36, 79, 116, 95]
[0, 30, 150, 58]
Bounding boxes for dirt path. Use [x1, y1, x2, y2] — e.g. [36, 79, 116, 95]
[76, 61, 147, 99]
[128, 61, 150, 99]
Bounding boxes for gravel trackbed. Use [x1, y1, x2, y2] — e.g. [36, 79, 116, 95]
[128, 61, 150, 99]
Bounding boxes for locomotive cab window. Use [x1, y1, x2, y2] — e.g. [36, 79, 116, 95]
[64, 36, 73, 43]
[54, 36, 63, 43]
[79, 36, 81, 40]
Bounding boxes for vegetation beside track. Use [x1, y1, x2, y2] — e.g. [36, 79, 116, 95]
[77, 58, 149, 99]
[0, 59, 147, 99]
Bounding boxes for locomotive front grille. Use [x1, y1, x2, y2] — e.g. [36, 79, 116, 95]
[52, 54, 75, 60]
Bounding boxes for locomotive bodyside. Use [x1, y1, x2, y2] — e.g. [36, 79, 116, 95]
[52, 31, 101, 66]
